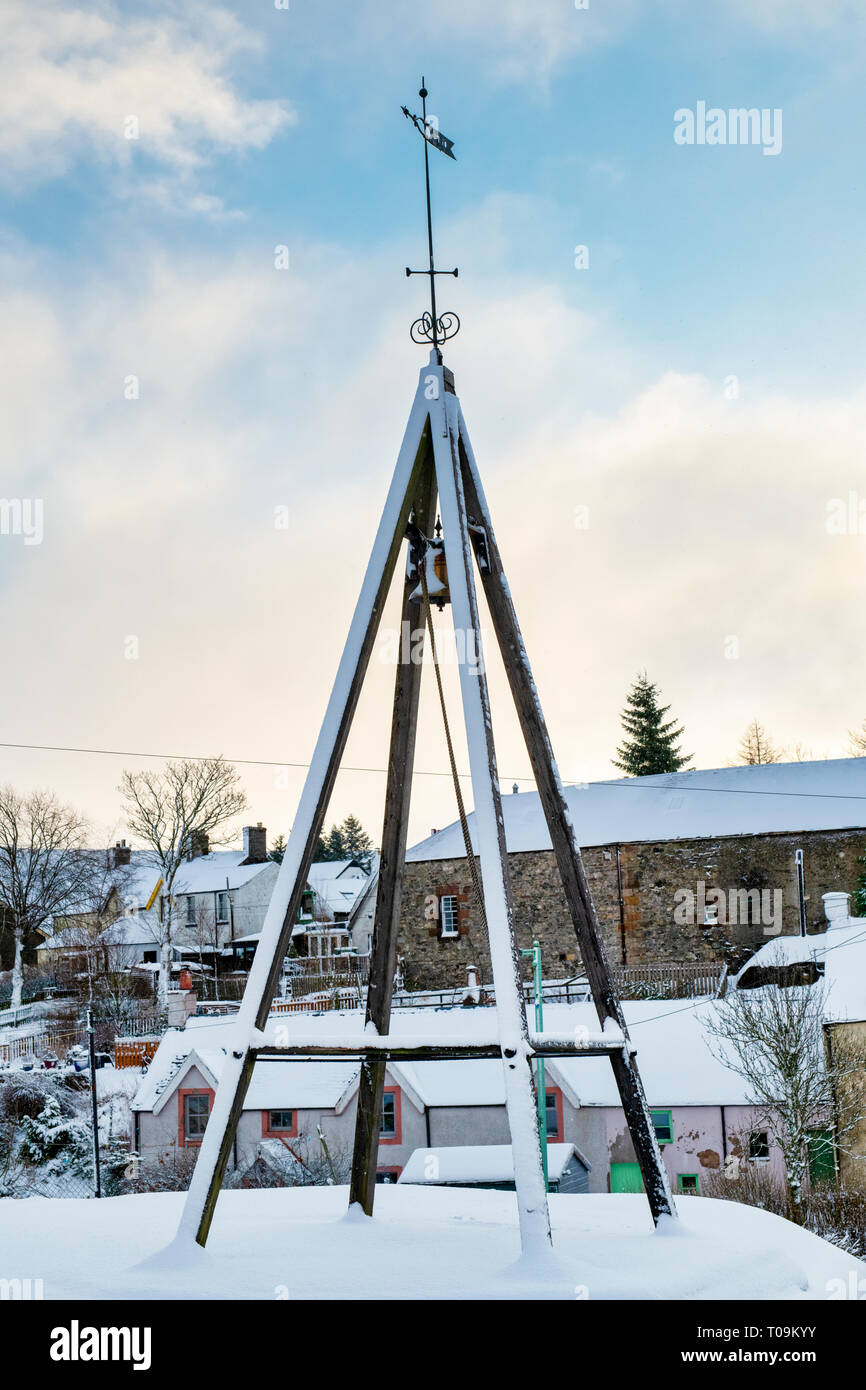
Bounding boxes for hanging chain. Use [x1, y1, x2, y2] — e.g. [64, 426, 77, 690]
[418, 556, 488, 936]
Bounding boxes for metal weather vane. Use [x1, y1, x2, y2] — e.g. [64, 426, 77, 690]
[401, 78, 459, 357]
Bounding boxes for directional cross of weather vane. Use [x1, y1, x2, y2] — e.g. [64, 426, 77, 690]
[402, 79, 459, 358]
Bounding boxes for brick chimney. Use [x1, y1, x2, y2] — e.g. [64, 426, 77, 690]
[186, 830, 209, 861]
[240, 823, 267, 865]
[110, 839, 131, 868]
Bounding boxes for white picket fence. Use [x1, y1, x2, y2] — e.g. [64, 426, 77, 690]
[0, 1002, 40, 1028]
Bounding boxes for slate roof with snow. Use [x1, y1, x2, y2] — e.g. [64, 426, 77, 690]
[306, 859, 372, 918]
[406, 758, 866, 861]
[120, 850, 275, 911]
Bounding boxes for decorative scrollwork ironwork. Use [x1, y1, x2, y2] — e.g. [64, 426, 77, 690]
[410, 310, 461, 346]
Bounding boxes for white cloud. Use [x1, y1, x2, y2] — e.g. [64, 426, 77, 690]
[0, 1, 293, 202]
[723, 0, 865, 32]
[1, 204, 864, 845]
[424, 0, 638, 79]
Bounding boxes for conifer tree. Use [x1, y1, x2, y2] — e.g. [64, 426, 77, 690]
[341, 814, 373, 862]
[325, 825, 347, 860]
[313, 816, 375, 863]
[613, 672, 691, 776]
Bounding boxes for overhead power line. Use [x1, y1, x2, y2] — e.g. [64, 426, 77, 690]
[0, 741, 864, 801]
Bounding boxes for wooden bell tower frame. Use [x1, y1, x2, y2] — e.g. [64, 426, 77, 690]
[177, 353, 675, 1256]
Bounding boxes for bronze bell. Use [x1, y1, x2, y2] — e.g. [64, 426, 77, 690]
[430, 541, 449, 607]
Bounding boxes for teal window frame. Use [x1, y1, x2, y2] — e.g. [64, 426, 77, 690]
[678, 1173, 700, 1194]
[650, 1108, 674, 1145]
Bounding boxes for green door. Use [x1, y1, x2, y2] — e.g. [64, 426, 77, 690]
[807, 1129, 835, 1184]
[610, 1162, 644, 1193]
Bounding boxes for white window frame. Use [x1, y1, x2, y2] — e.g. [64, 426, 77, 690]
[216, 891, 230, 924]
[184, 1093, 210, 1140]
[439, 894, 459, 938]
[185, 895, 196, 926]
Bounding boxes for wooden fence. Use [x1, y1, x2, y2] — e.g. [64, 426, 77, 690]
[610, 961, 727, 999]
[271, 988, 361, 1015]
[114, 1037, 161, 1068]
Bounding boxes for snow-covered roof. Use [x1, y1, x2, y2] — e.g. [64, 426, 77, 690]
[132, 1018, 363, 1113]
[169, 853, 275, 895]
[822, 923, 866, 1024]
[407, 758, 866, 860]
[398, 1143, 581, 1185]
[119, 850, 275, 910]
[100, 915, 160, 946]
[546, 1000, 752, 1106]
[307, 859, 367, 883]
[736, 911, 866, 1025]
[132, 999, 754, 1114]
[306, 859, 372, 917]
[394, 1058, 505, 1108]
[37, 914, 159, 951]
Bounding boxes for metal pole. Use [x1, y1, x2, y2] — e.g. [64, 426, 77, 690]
[86, 1007, 102, 1198]
[521, 940, 548, 1189]
[795, 849, 807, 937]
[419, 79, 439, 357]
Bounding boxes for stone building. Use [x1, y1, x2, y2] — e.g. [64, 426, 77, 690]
[395, 759, 866, 991]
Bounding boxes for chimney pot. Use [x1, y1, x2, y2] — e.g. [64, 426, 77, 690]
[823, 891, 851, 931]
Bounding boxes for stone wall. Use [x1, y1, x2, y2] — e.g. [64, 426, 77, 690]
[397, 827, 865, 991]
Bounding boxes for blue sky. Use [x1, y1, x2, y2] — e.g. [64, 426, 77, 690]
[1, 0, 865, 846]
[7, 2, 866, 397]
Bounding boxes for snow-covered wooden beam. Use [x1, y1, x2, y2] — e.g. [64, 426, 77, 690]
[255, 1032, 632, 1059]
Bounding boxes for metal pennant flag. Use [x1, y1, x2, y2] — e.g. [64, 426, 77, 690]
[424, 121, 455, 159]
[400, 104, 456, 159]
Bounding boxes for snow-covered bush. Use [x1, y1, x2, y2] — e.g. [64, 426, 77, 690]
[229, 1133, 352, 1190]
[125, 1147, 199, 1193]
[0, 1073, 70, 1122]
[702, 1162, 866, 1259]
[98, 1134, 133, 1196]
[0, 1117, 26, 1196]
[20, 1094, 91, 1171]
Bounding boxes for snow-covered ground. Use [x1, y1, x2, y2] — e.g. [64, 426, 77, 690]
[2, 1186, 861, 1300]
